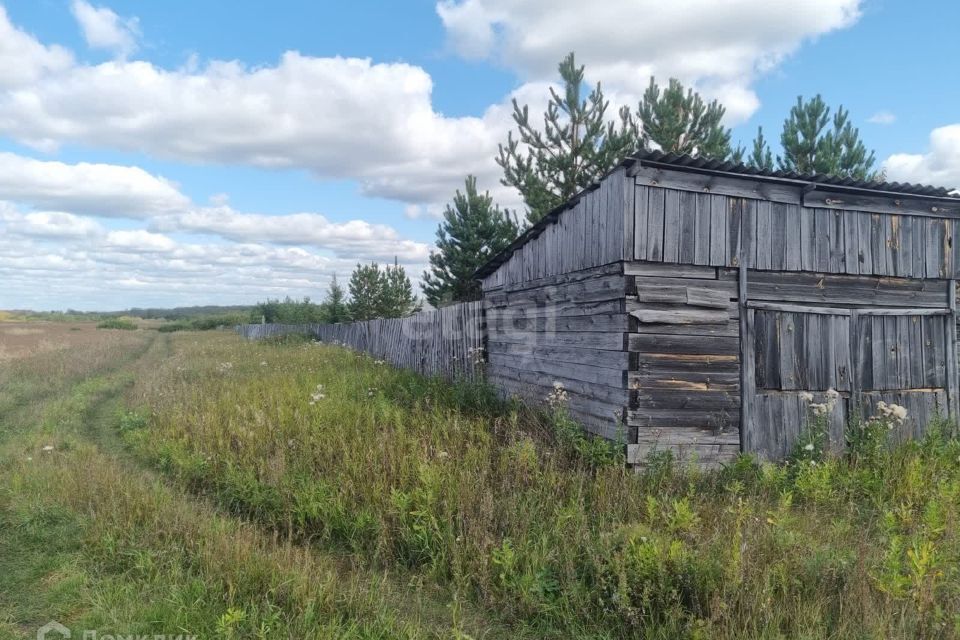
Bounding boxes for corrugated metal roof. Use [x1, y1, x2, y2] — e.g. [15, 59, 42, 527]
[634, 149, 957, 197]
[474, 151, 960, 280]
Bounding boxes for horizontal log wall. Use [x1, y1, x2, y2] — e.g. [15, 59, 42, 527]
[484, 263, 632, 442]
[631, 171, 960, 279]
[236, 301, 485, 380]
[623, 262, 741, 466]
[481, 168, 631, 291]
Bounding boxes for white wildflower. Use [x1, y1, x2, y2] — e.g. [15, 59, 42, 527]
[875, 400, 908, 425]
[309, 383, 326, 403]
[799, 391, 814, 403]
[803, 443, 815, 451]
[809, 402, 829, 416]
[546, 381, 568, 407]
[41, 445, 54, 452]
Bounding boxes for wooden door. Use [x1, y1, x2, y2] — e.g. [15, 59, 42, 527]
[743, 305, 954, 459]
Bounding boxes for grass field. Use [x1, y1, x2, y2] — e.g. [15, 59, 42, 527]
[2, 324, 960, 638]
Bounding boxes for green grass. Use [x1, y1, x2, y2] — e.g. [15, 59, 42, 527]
[119, 333, 960, 639]
[5, 328, 960, 638]
[0, 331, 508, 639]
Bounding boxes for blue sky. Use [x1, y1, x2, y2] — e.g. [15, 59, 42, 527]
[0, 0, 957, 310]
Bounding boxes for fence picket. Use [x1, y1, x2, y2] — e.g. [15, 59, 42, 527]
[236, 300, 485, 380]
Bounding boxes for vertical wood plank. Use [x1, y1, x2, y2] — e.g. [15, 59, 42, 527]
[679, 190, 698, 264]
[948, 282, 958, 424]
[755, 200, 772, 270]
[647, 187, 665, 262]
[784, 204, 802, 270]
[694, 192, 712, 265]
[771, 202, 788, 271]
[710, 194, 728, 266]
[800, 208, 814, 271]
[663, 189, 681, 263]
[842, 209, 859, 275]
[623, 171, 635, 261]
[728, 198, 742, 267]
[739, 269, 752, 455]
[633, 184, 648, 261]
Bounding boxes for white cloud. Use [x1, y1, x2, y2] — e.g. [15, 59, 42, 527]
[0, 151, 431, 265]
[4, 210, 103, 238]
[437, 0, 862, 123]
[0, 152, 188, 217]
[70, 0, 139, 58]
[153, 207, 431, 262]
[868, 111, 896, 125]
[104, 229, 176, 252]
[0, 1, 861, 210]
[883, 124, 960, 192]
[0, 227, 429, 311]
[0, 43, 505, 205]
[0, 6, 73, 88]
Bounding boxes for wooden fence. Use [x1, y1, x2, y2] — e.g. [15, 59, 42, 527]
[236, 301, 485, 380]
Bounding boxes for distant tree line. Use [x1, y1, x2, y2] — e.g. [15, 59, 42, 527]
[421, 51, 879, 308]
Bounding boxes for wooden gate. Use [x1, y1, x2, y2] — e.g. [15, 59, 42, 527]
[742, 302, 955, 459]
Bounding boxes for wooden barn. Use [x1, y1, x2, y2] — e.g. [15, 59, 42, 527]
[475, 151, 960, 465]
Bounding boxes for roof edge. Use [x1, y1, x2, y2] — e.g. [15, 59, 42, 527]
[473, 151, 960, 281]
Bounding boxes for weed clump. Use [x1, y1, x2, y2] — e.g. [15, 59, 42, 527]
[96, 318, 137, 330]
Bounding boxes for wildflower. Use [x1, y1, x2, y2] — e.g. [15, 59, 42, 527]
[309, 383, 326, 404]
[809, 402, 829, 416]
[438, 451, 449, 459]
[799, 391, 814, 403]
[803, 443, 815, 451]
[374, 360, 385, 365]
[41, 445, 54, 452]
[875, 400, 908, 425]
[546, 381, 568, 407]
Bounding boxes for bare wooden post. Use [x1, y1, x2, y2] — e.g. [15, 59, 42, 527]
[848, 309, 860, 427]
[948, 281, 958, 430]
[738, 262, 751, 454]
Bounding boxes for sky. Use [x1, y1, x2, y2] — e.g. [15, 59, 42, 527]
[0, 0, 958, 311]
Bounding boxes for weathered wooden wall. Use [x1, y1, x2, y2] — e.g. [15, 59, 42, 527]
[735, 271, 955, 460]
[480, 168, 631, 291]
[236, 301, 485, 380]
[624, 262, 741, 465]
[484, 263, 631, 441]
[630, 166, 960, 279]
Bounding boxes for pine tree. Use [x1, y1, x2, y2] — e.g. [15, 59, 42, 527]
[321, 274, 350, 323]
[777, 95, 877, 179]
[497, 52, 637, 224]
[747, 126, 774, 170]
[347, 263, 383, 321]
[347, 262, 418, 321]
[637, 77, 733, 159]
[380, 261, 419, 318]
[422, 176, 519, 307]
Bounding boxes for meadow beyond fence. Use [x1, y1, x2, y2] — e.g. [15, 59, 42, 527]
[236, 300, 485, 380]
